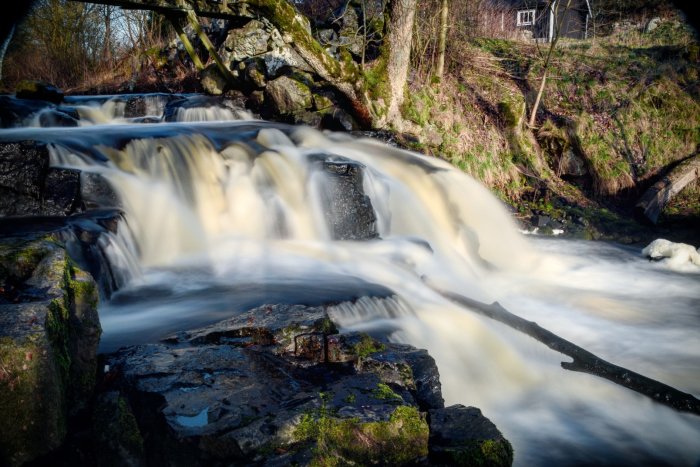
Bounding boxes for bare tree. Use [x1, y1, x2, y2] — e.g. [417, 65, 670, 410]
[528, 0, 573, 128]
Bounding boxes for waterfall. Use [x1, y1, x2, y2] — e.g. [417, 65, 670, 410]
[2, 102, 699, 466]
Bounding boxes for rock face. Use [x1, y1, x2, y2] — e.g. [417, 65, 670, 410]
[97, 302, 508, 466]
[0, 142, 83, 216]
[429, 405, 514, 466]
[311, 156, 379, 240]
[0, 237, 101, 467]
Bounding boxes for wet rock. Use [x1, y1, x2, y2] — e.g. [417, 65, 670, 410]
[0, 95, 55, 128]
[80, 173, 120, 209]
[308, 155, 378, 240]
[429, 405, 514, 466]
[101, 303, 456, 466]
[15, 80, 64, 104]
[263, 76, 313, 117]
[0, 239, 100, 466]
[0, 142, 83, 216]
[38, 108, 79, 127]
[162, 95, 246, 122]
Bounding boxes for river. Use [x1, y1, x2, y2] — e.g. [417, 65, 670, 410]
[1, 94, 699, 466]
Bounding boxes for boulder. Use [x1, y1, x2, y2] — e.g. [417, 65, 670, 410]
[200, 64, 228, 95]
[264, 76, 313, 117]
[0, 238, 100, 466]
[15, 80, 64, 104]
[222, 19, 270, 63]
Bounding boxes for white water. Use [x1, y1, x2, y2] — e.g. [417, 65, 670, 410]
[37, 117, 700, 466]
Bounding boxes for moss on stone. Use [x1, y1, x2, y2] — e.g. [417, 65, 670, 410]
[0, 336, 65, 466]
[372, 382, 403, 402]
[442, 438, 514, 467]
[294, 405, 429, 465]
[352, 333, 385, 359]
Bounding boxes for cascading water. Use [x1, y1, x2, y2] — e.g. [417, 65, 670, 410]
[1, 97, 698, 466]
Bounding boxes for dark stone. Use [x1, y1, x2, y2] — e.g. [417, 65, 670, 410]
[80, 172, 120, 209]
[38, 109, 79, 127]
[162, 95, 246, 122]
[99, 303, 456, 466]
[15, 80, 64, 104]
[0, 95, 54, 128]
[321, 109, 357, 131]
[429, 405, 513, 467]
[293, 110, 322, 128]
[92, 391, 145, 467]
[0, 141, 82, 216]
[537, 215, 551, 228]
[309, 155, 378, 240]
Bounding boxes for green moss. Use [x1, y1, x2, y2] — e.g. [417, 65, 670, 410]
[373, 383, 403, 402]
[353, 334, 385, 359]
[445, 439, 514, 467]
[0, 337, 65, 465]
[294, 405, 429, 466]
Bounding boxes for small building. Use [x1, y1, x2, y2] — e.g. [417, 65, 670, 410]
[490, 0, 594, 42]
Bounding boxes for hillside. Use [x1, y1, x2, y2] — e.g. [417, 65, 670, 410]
[401, 12, 699, 244]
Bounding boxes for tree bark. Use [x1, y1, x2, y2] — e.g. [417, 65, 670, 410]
[634, 154, 700, 224]
[432, 287, 700, 416]
[381, 0, 418, 127]
[436, 0, 448, 79]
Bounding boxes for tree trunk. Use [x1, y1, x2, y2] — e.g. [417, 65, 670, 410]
[436, 0, 448, 79]
[381, 0, 418, 127]
[634, 154, 700, 224]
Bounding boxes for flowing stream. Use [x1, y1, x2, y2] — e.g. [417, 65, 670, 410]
[2, 95, 699, 466]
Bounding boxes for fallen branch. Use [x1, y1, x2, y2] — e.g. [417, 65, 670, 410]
[432, 287, 700, 416]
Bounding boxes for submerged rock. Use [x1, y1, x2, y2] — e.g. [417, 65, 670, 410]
[0, 238, 100, 466]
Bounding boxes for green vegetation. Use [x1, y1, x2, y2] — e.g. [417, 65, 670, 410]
[294, 403, 429, 466]
[442, 439, 515, 467]
[372, 383, 403, 402]
[352, 334, 385, 359]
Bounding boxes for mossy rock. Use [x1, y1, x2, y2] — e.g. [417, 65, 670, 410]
[294, 405, 429, 465]
[15, 80, 64, 104]
[0, 238, 100, 465]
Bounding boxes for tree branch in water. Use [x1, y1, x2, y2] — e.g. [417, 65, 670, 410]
[432, 287, 700, 416]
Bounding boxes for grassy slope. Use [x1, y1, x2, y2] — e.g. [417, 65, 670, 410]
[401, 13, 700, 244]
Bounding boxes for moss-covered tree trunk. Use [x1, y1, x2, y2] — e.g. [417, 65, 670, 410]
[379, 0, 418, 128]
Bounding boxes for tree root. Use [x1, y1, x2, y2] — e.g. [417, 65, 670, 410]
[433, 287, 700, 416]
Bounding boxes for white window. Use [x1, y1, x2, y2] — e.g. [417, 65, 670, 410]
[517, 9, 536, 26]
